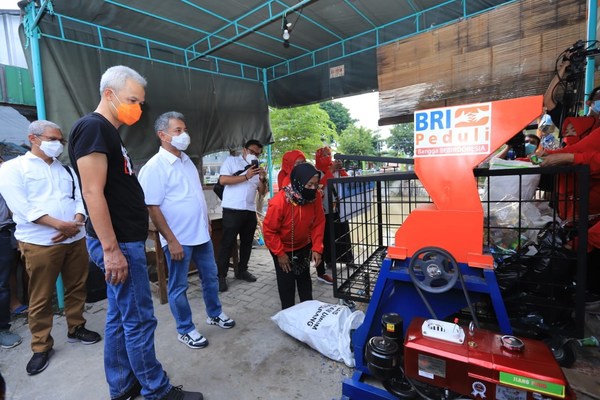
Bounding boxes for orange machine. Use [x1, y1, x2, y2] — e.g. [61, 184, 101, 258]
[387, 96, 543, 268]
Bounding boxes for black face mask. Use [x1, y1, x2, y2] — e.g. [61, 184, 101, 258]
[301, 187, 317, 201]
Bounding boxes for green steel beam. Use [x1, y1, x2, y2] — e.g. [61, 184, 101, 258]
[39, 13, 264, 83]
[32, 1, 518, 85]
[105, 0, 294, 62]
[266, 0, 518, 83]
[189, 0, 312, 60]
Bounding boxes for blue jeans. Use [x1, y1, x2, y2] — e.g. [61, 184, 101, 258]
[0, 229, 16, 330]
[87, 238, 171, 400]
[164, 241, 222, 334]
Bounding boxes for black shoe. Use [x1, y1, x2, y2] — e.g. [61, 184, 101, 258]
[112, 379, 142, 400]
[26, 349, 54, 375]
[161, 385, 203, 400]
[67, 325, 102, 345]
[236, 270, 257, 282]
[218, 278, 228, 292]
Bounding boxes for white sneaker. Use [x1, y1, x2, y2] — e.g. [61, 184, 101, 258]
[177, 329, 208, 349]
[206, 312, 236, 329]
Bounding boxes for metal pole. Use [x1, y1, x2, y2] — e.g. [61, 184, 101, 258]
[262, 68, 274, 197]
[25, 0, 48, 119]
[584, 0, 598, 114]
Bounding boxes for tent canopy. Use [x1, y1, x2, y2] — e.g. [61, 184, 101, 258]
[20, 0, 516, 163]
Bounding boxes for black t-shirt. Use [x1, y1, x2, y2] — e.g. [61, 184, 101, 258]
[68, 112, 148, 242]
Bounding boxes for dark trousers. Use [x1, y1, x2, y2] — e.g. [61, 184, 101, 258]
[0, 229, 17, 330]
[217, 208, 257, 278]
[316, 213, 353, 275]
[271, 244, 313, 309]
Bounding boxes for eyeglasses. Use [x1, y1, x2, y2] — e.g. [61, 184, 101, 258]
[246, 147, 261, 156]
[36, 135, 66, 145]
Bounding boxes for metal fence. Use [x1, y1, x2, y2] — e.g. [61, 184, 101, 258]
[327, 154, 590, 337]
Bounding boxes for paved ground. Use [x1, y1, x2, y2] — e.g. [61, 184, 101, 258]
[1, 247, 354, 400]
[1, 246, 599, 400]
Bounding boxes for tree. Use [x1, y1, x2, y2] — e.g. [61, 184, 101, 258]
[387, 123, 415, 156]
[337, 125, 377, 156]
[269, 104, 337, 165]
[319, 101, 356, 136]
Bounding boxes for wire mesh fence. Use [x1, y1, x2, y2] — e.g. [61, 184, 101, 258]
[327, 155, 590, 337]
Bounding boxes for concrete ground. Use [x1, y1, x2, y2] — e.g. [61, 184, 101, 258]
[1, 246, 599, 400]
[1, 247, 354, 400]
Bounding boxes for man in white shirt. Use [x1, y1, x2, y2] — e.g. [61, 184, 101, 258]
[217, 140, 268, 292]
[0, 120, 101, 376]
[139, 112, 235, 350]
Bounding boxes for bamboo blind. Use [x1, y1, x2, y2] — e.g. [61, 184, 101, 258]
[378, 0, 589, 124]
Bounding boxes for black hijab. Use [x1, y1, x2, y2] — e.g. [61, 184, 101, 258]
[284, 163, 321, 205]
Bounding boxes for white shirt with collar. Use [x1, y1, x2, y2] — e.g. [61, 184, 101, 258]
[0, 152, 86, 245]
[139, 147, 210, 248]
[219, 154, 259, 211]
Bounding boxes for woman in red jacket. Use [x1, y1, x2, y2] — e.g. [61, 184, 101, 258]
[263, 163, 325, 309]
[541, 117, 600, 252]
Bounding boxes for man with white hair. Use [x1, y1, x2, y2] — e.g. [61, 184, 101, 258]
[69, 66, 203, 400]
[0, 120, 100, 376]
[139, 111, 235, 351]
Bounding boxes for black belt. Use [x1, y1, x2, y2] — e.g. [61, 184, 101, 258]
[0, 223, 15, 232]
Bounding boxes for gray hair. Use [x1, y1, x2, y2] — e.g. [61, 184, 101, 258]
[99, 65, 147, 96]
[154, 111, 185, 134]
[28, 120, 62, 136]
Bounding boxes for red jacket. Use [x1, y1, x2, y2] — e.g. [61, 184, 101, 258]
[549, 128, 600, 217]
[263, 190, 325, 257]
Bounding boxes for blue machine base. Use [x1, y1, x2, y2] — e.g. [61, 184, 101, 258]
[352, 256, 511, 376]
[341, 371, 399, 400]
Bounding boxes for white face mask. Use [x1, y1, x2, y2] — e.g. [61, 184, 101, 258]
[591, 100, 600, 114]
[245, 154, 258, 163]
[39, 140, 64, 158]
[169, 132, 191, 151]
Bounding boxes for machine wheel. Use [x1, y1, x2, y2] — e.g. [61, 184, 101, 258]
[408, 247, 459, 294]
[543, 336, 576, 368]
[382, 367, 418, 399]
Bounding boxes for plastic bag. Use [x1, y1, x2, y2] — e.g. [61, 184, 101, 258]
[483, 157, 541, 201]
[271, 300, 365, 367]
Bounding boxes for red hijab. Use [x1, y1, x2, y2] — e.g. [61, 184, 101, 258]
[315, 146, 347, 187]
[561, 116, 596, 146]
[277, 149, 306, 188]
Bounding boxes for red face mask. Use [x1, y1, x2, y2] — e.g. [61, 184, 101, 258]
[110, 90, 142, 126]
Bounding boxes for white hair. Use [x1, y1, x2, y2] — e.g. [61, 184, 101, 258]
[28, 120, 62, 136]
[99, 65, 147, 96]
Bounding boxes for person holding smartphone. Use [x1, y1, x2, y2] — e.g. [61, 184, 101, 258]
[216, 140, 268, 292]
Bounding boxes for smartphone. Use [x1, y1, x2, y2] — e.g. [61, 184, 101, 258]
[251, 159, 259, 168]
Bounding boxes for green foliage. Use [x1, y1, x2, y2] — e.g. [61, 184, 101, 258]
[337, 125, 377, 156]
[269, 104, 337, 164]
[387, 123, 415, 157]
[319, 101, 356, 135]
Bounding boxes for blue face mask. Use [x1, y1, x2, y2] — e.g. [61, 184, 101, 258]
[592, 100, 600, 114]
[524, 142, 536, 155]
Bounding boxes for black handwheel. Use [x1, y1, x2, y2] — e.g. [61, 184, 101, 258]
[408, 247, 459, 294]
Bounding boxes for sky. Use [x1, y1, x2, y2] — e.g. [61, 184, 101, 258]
[336, 91, 391, 139]
[0, 0, 17, 9]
